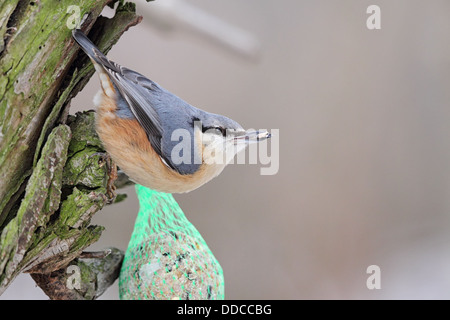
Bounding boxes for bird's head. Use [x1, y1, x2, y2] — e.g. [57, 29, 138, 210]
[160, 109, 270, 175]
[159, 101, 270, 181]
[195, 112, 270, 167]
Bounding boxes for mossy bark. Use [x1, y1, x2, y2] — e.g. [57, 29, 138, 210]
[0, 0, 143, 298]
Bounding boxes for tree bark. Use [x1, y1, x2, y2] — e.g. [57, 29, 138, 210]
[31, 247, 124, 300]
[0, 0, 144, 298]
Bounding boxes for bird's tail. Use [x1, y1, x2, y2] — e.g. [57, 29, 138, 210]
[72, 29, 108, 66]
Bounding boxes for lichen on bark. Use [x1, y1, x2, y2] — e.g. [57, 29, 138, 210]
[0, 0, 143, 298]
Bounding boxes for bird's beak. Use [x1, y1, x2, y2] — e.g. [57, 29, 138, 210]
[233, 130, 271, 144]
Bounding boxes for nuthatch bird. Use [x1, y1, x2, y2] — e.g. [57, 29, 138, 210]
[72, 29, 270, 193]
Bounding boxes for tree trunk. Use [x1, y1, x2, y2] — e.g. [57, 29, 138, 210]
[0, 0, 143, 298]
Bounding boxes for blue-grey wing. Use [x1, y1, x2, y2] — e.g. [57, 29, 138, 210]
[97, 56, 180, 172]
[72, 29, 180, 172]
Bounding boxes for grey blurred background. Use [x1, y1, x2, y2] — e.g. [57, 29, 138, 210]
[3, 0, 450, 299]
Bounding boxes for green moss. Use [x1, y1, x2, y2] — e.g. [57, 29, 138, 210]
[0, 0, 111, 226]
[63, 146, 107, 188]
[0, 0, 142, 295]
[67, 111, 103, 156]
[59, 187, 106, 229]
[0, 124, 70, 286]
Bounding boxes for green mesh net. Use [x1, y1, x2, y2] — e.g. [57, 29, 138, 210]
[119, 184, 225, 300]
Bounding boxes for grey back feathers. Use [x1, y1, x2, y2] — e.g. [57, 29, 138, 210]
[72, 29, 243, 175]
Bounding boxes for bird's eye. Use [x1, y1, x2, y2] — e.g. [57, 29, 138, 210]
[203, 126, 227, 137]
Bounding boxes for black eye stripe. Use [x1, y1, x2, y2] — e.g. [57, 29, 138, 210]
[202, 126, 227, 136]
[218, 127, 226, 136]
